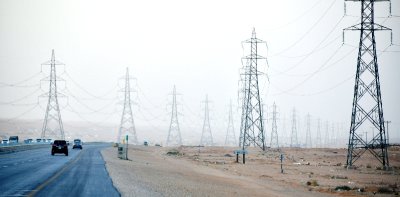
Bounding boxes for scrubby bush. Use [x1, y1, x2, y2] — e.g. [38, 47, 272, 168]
[306, 180, 319, 186]
[335, 185, 351, 191]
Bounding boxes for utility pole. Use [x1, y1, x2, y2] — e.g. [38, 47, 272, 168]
[239, 28, 267, 151]
[225, 100, 237, 146]
[290, 108, 298, 148]
[270, 102, 279, 149]
[117, 68, 138, 144]
[166, 85, 182, 146]
[41, 50, 65, 140]
[200, 95, 213, 146]
[305, 114, 312, 148]
[344, 0, 391, 169]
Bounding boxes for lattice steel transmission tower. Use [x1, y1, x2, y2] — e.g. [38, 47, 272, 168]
[316, 118, 322, 148]
[167, 85, 182, 146]
[200, 95, 213, 146]
[239, 28, 267, 151]
[290, 108, 298, 147]
[344, 0, 391, 168]
[41, 49, 65, 140]
[325, 121, 330, 148]
[305, 113, 312, 148]
[225, 100, 236, 146]
[270, 102, 279, 149]
[331, 123, 336, 148]
[117, 68, 138, 144]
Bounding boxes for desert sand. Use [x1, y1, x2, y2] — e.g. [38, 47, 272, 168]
[102, 145, 399, 197]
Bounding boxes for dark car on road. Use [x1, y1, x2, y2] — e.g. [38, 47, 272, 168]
[51, 140, 68, 156]
[72, 139, 82, 149]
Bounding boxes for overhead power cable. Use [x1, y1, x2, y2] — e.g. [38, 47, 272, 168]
[0, 71, 43, 88]
[271, 15, 347, 77]
[272, 0, 337, 56]
[63, 71, 118, 100]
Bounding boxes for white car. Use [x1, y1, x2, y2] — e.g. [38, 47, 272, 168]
[2, 139, 9, 144]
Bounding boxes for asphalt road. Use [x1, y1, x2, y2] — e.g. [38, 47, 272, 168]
[0, 143, 119, 197]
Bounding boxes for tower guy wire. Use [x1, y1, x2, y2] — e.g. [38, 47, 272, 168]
[117, 67, 138, 144]
[166, 85, 182, 146]
[239, 28, 267, 151]
[225, 100, 236, 146]
[40, 49, 65, 140]
[200, 94, 213, 146]
[344, 0, 391, 169]
[290, 108, 298, 148]
[270, 102, 279, 149]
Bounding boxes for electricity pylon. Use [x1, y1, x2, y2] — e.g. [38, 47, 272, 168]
[239, 28, 267, 151]
[316, 118, 322, 148]
[166, 85, 182, 146]
[305, 113, 312, 148]
[281, 115, 287, 147]
[200, 95, 213, 146]
[225, 100, 236, 146]
[117, 68, 138, 144]
[270, 102, 279, 149]
[290, 108, 298, 148]
[325, 121, 330, 148]
[331, 123, 336, 148]
[344, 0, 391, 168]
[41, 49, 65, 140]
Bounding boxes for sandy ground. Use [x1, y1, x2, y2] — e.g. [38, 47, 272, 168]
[102, 145, 400, 197]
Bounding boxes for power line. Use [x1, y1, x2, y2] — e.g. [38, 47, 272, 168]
[272, 0, 337, 56]
[0, 71, 43, 88]
[63, 71, 118, 100]
[0, 87, 42, 105]
[265, 0, 325, 31]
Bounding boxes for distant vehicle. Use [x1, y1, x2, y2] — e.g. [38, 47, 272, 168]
[36, 139, 42, 143]
[9, 136, 18, 143]
[66, 140, 70, 146]
[51, 140, 68, 156]
[24, 139, 33, 144]
[155, 143, 162, 147]
[143, 141, 148, 146]
[47, 139, 53, 143]
[72, 139, 82, 149]
[2, 139, 9, 144]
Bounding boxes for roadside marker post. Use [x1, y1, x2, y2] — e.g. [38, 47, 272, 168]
[126, 135, 128, 160]
[280, 153, 284, 173]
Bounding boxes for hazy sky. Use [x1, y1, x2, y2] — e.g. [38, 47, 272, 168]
[0, 0, 399, 144]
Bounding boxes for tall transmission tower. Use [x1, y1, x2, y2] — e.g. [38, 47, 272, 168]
[166, 85, 182, 146]
[200, 95, 213, 146]
[270, 102, 279, 149]
[331, 123, 336, 148]
[225, 100, 236, 146]
[344, 0, 391, 168]
[325, 121, 330, 148]
[281, 114, 287, 147]
[305, 113, 312, 148]
[290, 108, 298, 148]
[316, 118, 322, 148]
[239, 28, 267, 151]
[41, 49, 65, 140]
[117, 68, 138, 144]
